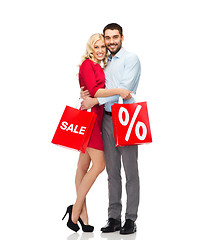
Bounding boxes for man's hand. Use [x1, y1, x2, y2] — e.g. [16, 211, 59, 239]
[81, 97, 99, 110]
[80, 86, 90, 99]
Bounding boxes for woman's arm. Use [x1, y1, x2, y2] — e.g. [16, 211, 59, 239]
[94, 88, 132, 99]
[80, 88, 133, 110]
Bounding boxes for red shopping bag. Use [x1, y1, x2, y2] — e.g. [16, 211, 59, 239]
[52, 106, 97, 153]
[111, 101, 152, 147]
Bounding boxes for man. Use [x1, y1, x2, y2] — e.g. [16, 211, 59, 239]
[81, 23, 141, 235]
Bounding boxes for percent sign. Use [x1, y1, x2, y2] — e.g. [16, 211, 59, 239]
[118, 105, 147, 141]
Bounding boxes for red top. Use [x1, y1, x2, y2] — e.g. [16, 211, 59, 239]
[79, 59, 105, 151]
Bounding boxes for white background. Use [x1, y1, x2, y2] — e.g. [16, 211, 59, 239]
[0, 0, 214, 240]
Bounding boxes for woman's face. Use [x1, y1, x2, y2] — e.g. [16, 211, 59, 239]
[93, 39, 106, 62]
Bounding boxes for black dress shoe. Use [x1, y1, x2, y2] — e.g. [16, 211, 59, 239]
[120, 219, 136, 235]
[101, 218, 121, 232]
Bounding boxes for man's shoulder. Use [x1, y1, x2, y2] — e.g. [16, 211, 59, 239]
[123, 50, 140, 63]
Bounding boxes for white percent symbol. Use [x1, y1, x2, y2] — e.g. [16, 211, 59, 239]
[118, 105, 147, 141]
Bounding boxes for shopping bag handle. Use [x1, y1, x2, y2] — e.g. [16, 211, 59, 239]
[118, 93, 135, 104]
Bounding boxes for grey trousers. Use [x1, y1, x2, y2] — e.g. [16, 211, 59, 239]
[102, 113, 140, 221]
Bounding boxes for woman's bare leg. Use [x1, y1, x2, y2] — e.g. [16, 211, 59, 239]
[72, 147, 105, 223]
[75, 152, 91, 224]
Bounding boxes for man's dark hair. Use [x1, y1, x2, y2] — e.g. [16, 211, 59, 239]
[103, 23, 123, 36]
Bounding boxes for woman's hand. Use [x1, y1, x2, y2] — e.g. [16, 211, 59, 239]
[81, 97, 98, 110]
[80, 86, 90, 99]
[119, 88, 133, 99]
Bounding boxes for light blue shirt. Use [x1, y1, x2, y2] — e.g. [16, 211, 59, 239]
[97, 48, 141, 112]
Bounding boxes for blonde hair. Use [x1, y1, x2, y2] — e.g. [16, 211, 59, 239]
[80, 33, 108, 69]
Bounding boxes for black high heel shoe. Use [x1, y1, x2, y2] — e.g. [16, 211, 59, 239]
[78, 217, 94, 232]
[62, 205, 80, 232]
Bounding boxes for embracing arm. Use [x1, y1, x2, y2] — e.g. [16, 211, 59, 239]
[80, 55, 140, 109]
[97, 54, 141, 105]
[79, 60, 131, 109]
[94, 88, 132, 99]
[80, 88, 132, 110]
[80, 87, 132, 110]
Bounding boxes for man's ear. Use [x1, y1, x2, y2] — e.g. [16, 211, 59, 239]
[122, 35, 124, 42]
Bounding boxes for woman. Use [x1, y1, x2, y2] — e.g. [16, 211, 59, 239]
[62, 33, 132, 232]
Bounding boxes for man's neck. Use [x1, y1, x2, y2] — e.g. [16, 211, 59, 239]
[110, 47, 123, 58]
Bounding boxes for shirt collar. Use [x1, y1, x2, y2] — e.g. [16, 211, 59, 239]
[108, 47, 125, 61]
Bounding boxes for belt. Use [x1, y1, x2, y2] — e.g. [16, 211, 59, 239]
[104, 110, 112, 116]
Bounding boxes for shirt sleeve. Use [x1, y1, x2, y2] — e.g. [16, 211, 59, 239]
[97, 53, 141, 105]
[97, 95, 119, 105]
[118, 53, 141, 91]
[79, 60, 100, 98]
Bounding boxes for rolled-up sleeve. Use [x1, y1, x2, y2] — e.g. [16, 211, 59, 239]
[97, 95, 119, 105]
[79, 60, 100, 98]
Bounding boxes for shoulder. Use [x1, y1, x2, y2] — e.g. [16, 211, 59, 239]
[124, 50, 140, 62]
[123, 50, 141, 69]
[80, 59, 95, 71]
[81, 59, 95, 67]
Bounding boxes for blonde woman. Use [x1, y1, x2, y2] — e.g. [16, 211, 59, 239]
[62, 33, 132, 232]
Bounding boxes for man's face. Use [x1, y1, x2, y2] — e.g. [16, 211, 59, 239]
[104, 29, 124, 56]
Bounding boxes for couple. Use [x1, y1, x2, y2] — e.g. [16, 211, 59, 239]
[62, 23, 141, 235]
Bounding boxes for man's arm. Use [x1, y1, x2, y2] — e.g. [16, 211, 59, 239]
[80, 53, 141, 109]
[97, 53, 141, 105]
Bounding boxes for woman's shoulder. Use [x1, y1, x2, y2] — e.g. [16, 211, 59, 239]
[81, 59, 95, 68]
[79, 59, 99, 73]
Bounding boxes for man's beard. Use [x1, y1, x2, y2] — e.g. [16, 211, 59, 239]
[107, 41, 122, 55]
